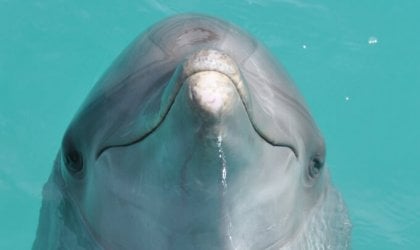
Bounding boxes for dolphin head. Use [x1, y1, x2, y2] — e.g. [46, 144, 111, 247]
[34, 14, 350, 250]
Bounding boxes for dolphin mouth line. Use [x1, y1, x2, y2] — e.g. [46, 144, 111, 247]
[96, 68, 245, 159]
[96, 50, 298, 159]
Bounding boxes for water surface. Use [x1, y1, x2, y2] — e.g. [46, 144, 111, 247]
[1, 1, 419, 249]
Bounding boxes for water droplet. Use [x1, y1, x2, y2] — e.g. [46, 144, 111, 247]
[368, 36, 378, 45]
[216, 134, 228, 190]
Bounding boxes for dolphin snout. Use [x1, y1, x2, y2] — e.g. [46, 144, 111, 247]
[181, 49, 248, 120]
[186, 71, 236, 118]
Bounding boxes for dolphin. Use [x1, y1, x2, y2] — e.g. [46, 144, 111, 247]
[33, 14, 351, 249]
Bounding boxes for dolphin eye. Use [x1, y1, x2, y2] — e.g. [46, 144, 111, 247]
[308, 158, 323, 179]
[65, 150, 83, 173]
[63, 142, 84, 175]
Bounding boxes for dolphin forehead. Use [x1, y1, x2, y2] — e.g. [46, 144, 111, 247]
[63, 14, 324, 164]
[149, 14, 257, 62]
[86, 14, 256, 98]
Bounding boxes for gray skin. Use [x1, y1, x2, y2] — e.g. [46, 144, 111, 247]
[33, 14, 351, 250]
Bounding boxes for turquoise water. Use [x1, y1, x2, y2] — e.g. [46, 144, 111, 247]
[1, 1, 419, 249]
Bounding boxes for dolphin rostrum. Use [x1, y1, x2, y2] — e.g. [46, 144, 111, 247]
[33, 14, 351, 250]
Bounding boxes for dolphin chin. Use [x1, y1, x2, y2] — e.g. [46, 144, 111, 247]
[33, 14, 351, 250]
